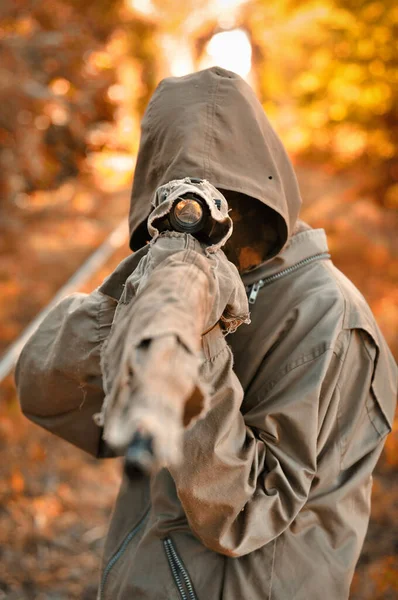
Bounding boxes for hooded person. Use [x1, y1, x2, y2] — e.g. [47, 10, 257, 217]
[15, 67, 397, 600]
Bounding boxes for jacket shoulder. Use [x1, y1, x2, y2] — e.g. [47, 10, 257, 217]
[321, 261, 378, 337]
[286, 256, 384, 344]
[244, 256, 391, 383]
[320, 261, 397, 426]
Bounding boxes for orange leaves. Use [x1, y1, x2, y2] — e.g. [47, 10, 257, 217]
[385, 184, 398, 210]
[0, 1, 120, 204]
[49, 78, 71, 96]
[370, 556, 398, 598]
[0, 393, 121, 597]
[383, 419, 398, 469]
[31, 495, 64, 530]
[352, 556, 398, 600]
[87, 152, 135, 192]
[10, 470, 25, 495]
[0, 2, 396, 597]
[247, 0, 397, 206]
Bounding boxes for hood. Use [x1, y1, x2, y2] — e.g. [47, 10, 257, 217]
[129, 66, 302, 254]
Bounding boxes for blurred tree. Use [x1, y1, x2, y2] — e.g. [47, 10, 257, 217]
[151, 0, 210, 32]
[124, 16, 161, 117]
[244, 0, 398, 208]
[0, 0, 161, 204]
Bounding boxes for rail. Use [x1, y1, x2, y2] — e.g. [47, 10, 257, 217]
[0, 219, 129, 383]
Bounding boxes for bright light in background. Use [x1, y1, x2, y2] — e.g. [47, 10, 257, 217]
[163, 36, 195, 77]
[211, 0, 246, 28]
[127, 0, 154, 16]
[202, 29, 252, 78]
[125, 0, 252, 79]
[127, 0, 247, 23]
[170, 54, 195, 77]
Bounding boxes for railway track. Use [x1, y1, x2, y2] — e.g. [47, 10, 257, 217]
[0, 219, 129, 383]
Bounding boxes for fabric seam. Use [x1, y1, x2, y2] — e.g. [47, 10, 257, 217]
[204, 341, 229, 363]
[203, 77, 220, 179]
[333, 330, 353, 469]
[319, 261, 349, 328]
[362, 334, 390, 436]
[250, 344, 334, 399]
[268, 537, 277, 600]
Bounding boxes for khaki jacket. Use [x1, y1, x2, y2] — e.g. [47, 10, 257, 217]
[15, 67, 397, 600]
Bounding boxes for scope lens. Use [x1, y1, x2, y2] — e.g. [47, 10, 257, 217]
[173, 199, 203, 226]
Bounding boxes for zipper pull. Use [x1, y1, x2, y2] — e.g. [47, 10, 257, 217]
[248, 281, 263, 304]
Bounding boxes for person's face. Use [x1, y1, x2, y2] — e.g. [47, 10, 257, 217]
[221, 191, 279, 273]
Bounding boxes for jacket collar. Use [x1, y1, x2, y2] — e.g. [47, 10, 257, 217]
[241, 224, 329, 287]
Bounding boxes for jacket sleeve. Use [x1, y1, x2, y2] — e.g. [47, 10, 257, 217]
[15, 290, 117, 456]
[168, 338, 341, 557]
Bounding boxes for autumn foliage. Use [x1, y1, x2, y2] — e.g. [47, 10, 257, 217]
[0, 0, 396, 598]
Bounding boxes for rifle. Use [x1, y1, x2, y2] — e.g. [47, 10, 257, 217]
[94, 177, 250, 477]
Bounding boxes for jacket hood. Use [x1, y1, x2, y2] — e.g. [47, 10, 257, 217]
[129, 66, 302, 253]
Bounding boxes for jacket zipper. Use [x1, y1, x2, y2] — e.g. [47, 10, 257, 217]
[163, 537, 198, 600]
[99, 506, 150, 600]
[246, 252, 331, 304]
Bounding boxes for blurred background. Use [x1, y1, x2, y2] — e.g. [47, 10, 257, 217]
[0, 0, 397, 598]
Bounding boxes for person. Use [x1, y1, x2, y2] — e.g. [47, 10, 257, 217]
[15, 67, 397, 600]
